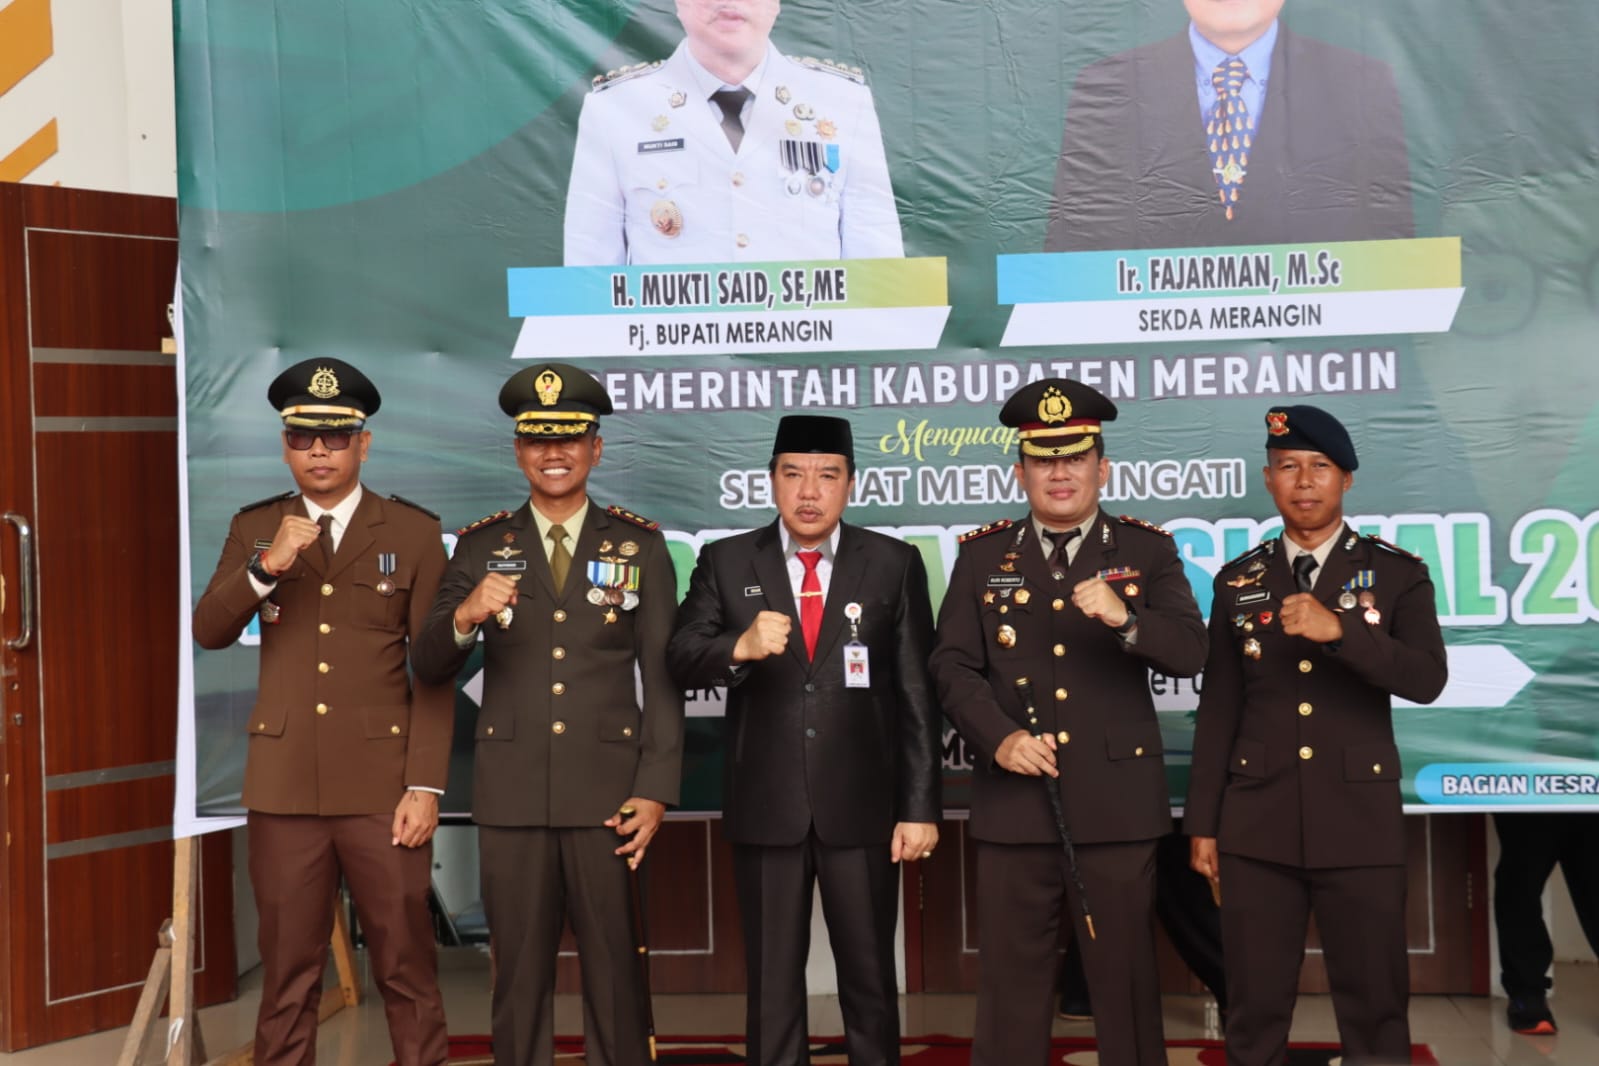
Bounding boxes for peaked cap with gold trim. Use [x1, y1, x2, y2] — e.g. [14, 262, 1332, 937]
[499, 362, 614, 438]
[999, 377, 1117, 458]
[268, 357, 380, 430]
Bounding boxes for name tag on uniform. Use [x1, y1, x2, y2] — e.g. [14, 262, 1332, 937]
[744, 585, 762, 597]
[1235, 588, 1272, 606]
[843, 642, 870, 688]
[486, 559, 528, 573]
[638, 138, 684, 154]
[986, 574, 1024, 589]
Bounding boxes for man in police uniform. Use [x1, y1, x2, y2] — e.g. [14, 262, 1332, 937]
[193, 358, 451, 1066]
[563, 0, 903, 265]
[931, 379, 1207, 1066]
[667, 415, 940, 1066]
[411, 363, 683, 1066]
[1186, 405, 1447, 1066]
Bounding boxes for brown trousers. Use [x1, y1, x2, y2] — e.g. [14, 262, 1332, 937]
[973, 839, 1165, 1066]
[247, 811, 447, 1066]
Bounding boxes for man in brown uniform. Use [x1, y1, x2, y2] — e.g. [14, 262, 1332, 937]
[412, 363, 683, 1066]
[193, 357, 451, 1066]
[1187, 405, 1447, 1066]
[931, 379, 1207, 1066]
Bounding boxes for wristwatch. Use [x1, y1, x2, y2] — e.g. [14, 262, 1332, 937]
[248, 550, 281, 585]
[1113, 605, 1138, 635]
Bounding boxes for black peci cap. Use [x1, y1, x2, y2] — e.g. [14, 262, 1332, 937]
[999, 378, 1117, 457]
[499, 362, 613, 438]
[772, 415, 855, 466]
[268, 357, 380, 430]
[1264, 405, 1358, 471]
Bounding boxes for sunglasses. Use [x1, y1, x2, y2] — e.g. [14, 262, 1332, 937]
[284, 430, 356, 451]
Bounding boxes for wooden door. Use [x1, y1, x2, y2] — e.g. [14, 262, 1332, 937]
[917, 813, 1488, 996]
[0, 183, 234, 1049]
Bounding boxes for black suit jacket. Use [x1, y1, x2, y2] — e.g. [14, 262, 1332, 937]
[932, 512, 1207, 846]
[1045, 26, 1413, 251]
[667, 520, 941, 847]
[1185, 528, 1447, 869]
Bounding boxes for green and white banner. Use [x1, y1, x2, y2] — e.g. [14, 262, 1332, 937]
[175, 0, 1599, 833]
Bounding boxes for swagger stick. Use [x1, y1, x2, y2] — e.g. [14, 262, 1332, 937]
[1014, 678, 1096, 939]
[617, 806, 658, 1060]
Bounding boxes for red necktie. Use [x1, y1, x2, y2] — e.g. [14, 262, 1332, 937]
[797, 550, 823, 660]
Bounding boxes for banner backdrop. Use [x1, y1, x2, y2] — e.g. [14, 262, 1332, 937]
[175, 0, 1599, 834]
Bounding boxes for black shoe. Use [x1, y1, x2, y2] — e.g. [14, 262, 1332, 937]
[1507, 995, 1558, 1035]
[1055, 997, 1092, 1021]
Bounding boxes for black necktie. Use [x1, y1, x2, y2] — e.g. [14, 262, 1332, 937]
[711, 87, 752, 151]
[1292, 553, 1318, 593]
[316, 513, 335, 570]
[1046, 528, 1081, 578]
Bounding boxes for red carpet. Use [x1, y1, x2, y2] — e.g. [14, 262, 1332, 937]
[421, 1033, 1440, 1064]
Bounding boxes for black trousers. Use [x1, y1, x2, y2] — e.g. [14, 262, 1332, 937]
[1493, 811, 1599, 997]
[732, 832, 902, 1066]
[1059, 829, 1226, 1010]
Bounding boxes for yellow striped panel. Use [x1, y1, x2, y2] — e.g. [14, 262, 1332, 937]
[0, 119, 59, 182]
[0, 0, 54, 96]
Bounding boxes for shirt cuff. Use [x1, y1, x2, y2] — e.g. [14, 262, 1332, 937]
[453, 623, 480, 648]
[406, 786, 444, 795]
[247, 572, 276, 600]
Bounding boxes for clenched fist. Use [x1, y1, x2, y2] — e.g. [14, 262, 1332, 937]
[733, 610, 791, 663]
[454, 573, 521, 633]
[260, 514, 323, 574]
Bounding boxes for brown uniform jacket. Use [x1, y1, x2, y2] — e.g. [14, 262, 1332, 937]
[931, 511, 1207, 845]
[666, 520, 941, 847]
[1184, 528, 1448, 869]
[411, 501, 683, 827]
[192, 489, 453, 815]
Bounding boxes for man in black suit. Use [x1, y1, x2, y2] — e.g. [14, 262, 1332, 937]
[1045, 0, 1412, 251]
[667, 415, 941, 1066]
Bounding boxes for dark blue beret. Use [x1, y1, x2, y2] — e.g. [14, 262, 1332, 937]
[1264, 405, 1358, 471]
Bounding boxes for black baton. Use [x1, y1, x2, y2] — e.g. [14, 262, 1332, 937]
[617, 806, 658, 1060]
[1014, 677, 1096, 940]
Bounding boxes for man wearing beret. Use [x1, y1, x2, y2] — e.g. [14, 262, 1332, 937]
[412, 363, 683, 1066]
[931, 379, 1207, 1066]
[193, 358, 451, 1065]
[1186, 405, 1447, 1066]
[667, 415, 940, 1066]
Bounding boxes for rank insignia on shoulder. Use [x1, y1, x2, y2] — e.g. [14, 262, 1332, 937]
[958, 518, 1013, 544]
[1220, 541, 1272, 574]
[455, 511, 514, 537]
[1117, 515, 1172, 537]
[607, 505, 660, 531]
[238, 491, 294, 514]
[387, 494, 439, 520]
[590, 61, 663, 92]
[1366, 534, 1421, 561]
[791, 55, 867, 84]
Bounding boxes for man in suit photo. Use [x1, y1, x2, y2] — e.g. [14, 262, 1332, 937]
[930, 378, 1207, 1066]
[564, 0, 904, 265]
[411, 362, 684, 1066]
[1186, 405, 1448, 1066]
[192, 357, 452, 1066]
[1044, 0, 1413, 252]
[667, 414, 941, 1066]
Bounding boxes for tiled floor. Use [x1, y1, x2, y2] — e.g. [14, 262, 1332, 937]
[7, 951, 1595, 1064]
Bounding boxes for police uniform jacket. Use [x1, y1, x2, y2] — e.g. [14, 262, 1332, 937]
[931, 511, 1207, 846]
[666, 520, 940, 847]
[1185, 528, 1447, 869]
[411, 501, 683, 827]
[192, 489, 453, 815]
[564, 40, 903, 265]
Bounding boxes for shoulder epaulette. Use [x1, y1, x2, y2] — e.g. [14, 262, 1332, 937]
[387, 494, 439, 521]
[1117, 514, 1172, 537]
[1366, 534, 1421, 561]
[958, 518, 1014, 544]
[455, 510, 514, 537]
[607, 505, 660, 531]
[591, 60, 664, 92]
[238, 491, 294, 514]
[790, 55, 867, 84]
[1220, 541, 1273, 571]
